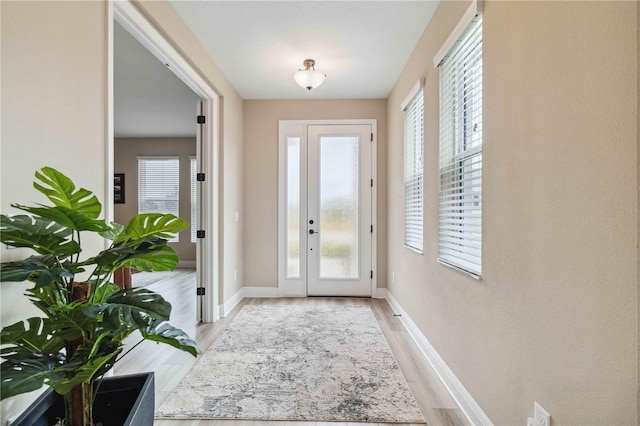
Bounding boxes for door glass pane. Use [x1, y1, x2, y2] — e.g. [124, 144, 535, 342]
[287, 137, 301, 278]
[319, 136, 359, 278]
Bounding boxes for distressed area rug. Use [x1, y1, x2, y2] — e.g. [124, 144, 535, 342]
[156, 304, 425, 423]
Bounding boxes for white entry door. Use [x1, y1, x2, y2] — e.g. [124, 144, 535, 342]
[278, 121, 374, 297]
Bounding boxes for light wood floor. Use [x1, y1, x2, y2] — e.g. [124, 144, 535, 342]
[114, 271, 468, 426]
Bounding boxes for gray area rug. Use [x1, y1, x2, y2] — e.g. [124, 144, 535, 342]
[156, 304, 425, 423]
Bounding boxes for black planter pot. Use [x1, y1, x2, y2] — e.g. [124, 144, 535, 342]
[9, 372, 155, 426]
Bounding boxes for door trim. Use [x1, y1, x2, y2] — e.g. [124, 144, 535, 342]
[110, 1, 220, 323]
[277, 119, 377, 297]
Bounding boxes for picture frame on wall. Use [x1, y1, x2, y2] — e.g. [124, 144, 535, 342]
[114, 173, 125, 204]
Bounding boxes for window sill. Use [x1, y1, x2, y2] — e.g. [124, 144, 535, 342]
[437, 259, 481, 280]
[404, 245, 423, 255]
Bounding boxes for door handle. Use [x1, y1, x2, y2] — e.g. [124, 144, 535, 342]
[309, 229, 319, 235]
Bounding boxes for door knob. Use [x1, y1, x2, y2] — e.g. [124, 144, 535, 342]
[309, 229, 318, 235]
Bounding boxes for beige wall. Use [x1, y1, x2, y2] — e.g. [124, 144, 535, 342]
[134, 1, 245, 302]
[0, 0, 108, 419]
[387, 1, 638, 424]
[114, 138, 197, 263]
[243, 99, 387, 289]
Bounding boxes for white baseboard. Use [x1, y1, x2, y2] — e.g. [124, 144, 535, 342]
[384, 290, 493, 426]
[244, 286, 280, 298]
[219, 286, 280, 318]
[375, 287, 388, 299]
[219, 287, 244, 318]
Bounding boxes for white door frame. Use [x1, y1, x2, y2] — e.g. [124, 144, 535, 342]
[277, 119, 378, 297]
[108, 1, 220, 323]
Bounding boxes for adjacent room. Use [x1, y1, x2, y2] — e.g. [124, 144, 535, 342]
[1, 1, 637, 425]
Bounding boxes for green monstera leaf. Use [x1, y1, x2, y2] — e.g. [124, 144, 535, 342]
[119, 213, 188, 241]
[0, 317, 65, 354]
[0, 166, 199, 413]
[141, 319, 199, 357]
[33, 167, 102, 219]
[12, 205, 109, 233]
[99, 222, 126, 241]
[0, 254, 66, 285]
[48, 353, 118, 396]
[85, 238, 179, 274]
[0, 317, 66, 400]
[0, 215, 79, 255]
[120, 246, 180, 272]
[82, 288, 173, 330]
[0, 356, 58, 400]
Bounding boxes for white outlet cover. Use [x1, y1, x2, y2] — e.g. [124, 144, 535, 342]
[534, 402, 550, 426]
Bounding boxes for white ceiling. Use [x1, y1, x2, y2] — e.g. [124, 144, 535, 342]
[114, 1, 439, 137]
[114, 21, 199, 138]
[169, 1, 439, 100]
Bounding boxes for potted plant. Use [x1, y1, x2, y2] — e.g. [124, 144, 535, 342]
[0, 167, 199, 425]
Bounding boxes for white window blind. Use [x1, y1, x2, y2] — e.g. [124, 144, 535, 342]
[403, 84, 424, 252]
[190, 157, 197, 243]
[437, 13, 482, 276]
[138, 156, 180, 242]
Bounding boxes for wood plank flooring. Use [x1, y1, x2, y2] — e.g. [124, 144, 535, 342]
[114, 272, 468, 426]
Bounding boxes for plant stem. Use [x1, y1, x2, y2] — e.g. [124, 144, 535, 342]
[67, 382, 91, 426]
[115, 338, 145, 362]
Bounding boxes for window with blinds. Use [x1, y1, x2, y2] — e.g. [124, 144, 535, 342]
[403, 85, 424, 252]
[437, 13, 483, 276]
[138, 156, 180, 242]
[190, 157, 197, 243]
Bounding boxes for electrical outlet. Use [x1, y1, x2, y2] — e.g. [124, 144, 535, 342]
[534, 402, 550, 426]
[234, 211, 240, 222]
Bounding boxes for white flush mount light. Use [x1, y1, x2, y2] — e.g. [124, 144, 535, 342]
[293, 59, 326, 91]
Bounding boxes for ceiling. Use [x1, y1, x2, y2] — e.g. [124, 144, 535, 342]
[114, 21, 199, 138]
[114, 1, 439, 137]
[170, 1, 439, 100]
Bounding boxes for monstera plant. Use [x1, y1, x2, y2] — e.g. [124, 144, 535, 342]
[0, 167, 199, 425]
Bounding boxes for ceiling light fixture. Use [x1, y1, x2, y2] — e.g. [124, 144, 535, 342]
[293, 59, 326, 91]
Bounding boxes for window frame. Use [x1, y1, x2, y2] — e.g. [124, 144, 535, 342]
[402, 79, 425, 253]
[436, 9, 483, 278]
[190, 156, 197, 243]
[137, 156, 181, 243]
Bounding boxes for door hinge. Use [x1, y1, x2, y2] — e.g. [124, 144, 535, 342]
[370, 270, 373, 279]
[197, 115, 206, 124]
[196, 287, 205, 296]
[370, 133, 373, 142]
[370, 225, 373, 233]
[197, 173, 205, 182]
[371, 179, 373, 187]
[197, 230, 206, 239]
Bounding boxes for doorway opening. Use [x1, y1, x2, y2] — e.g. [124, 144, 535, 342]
[109, 2, 220, 323]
